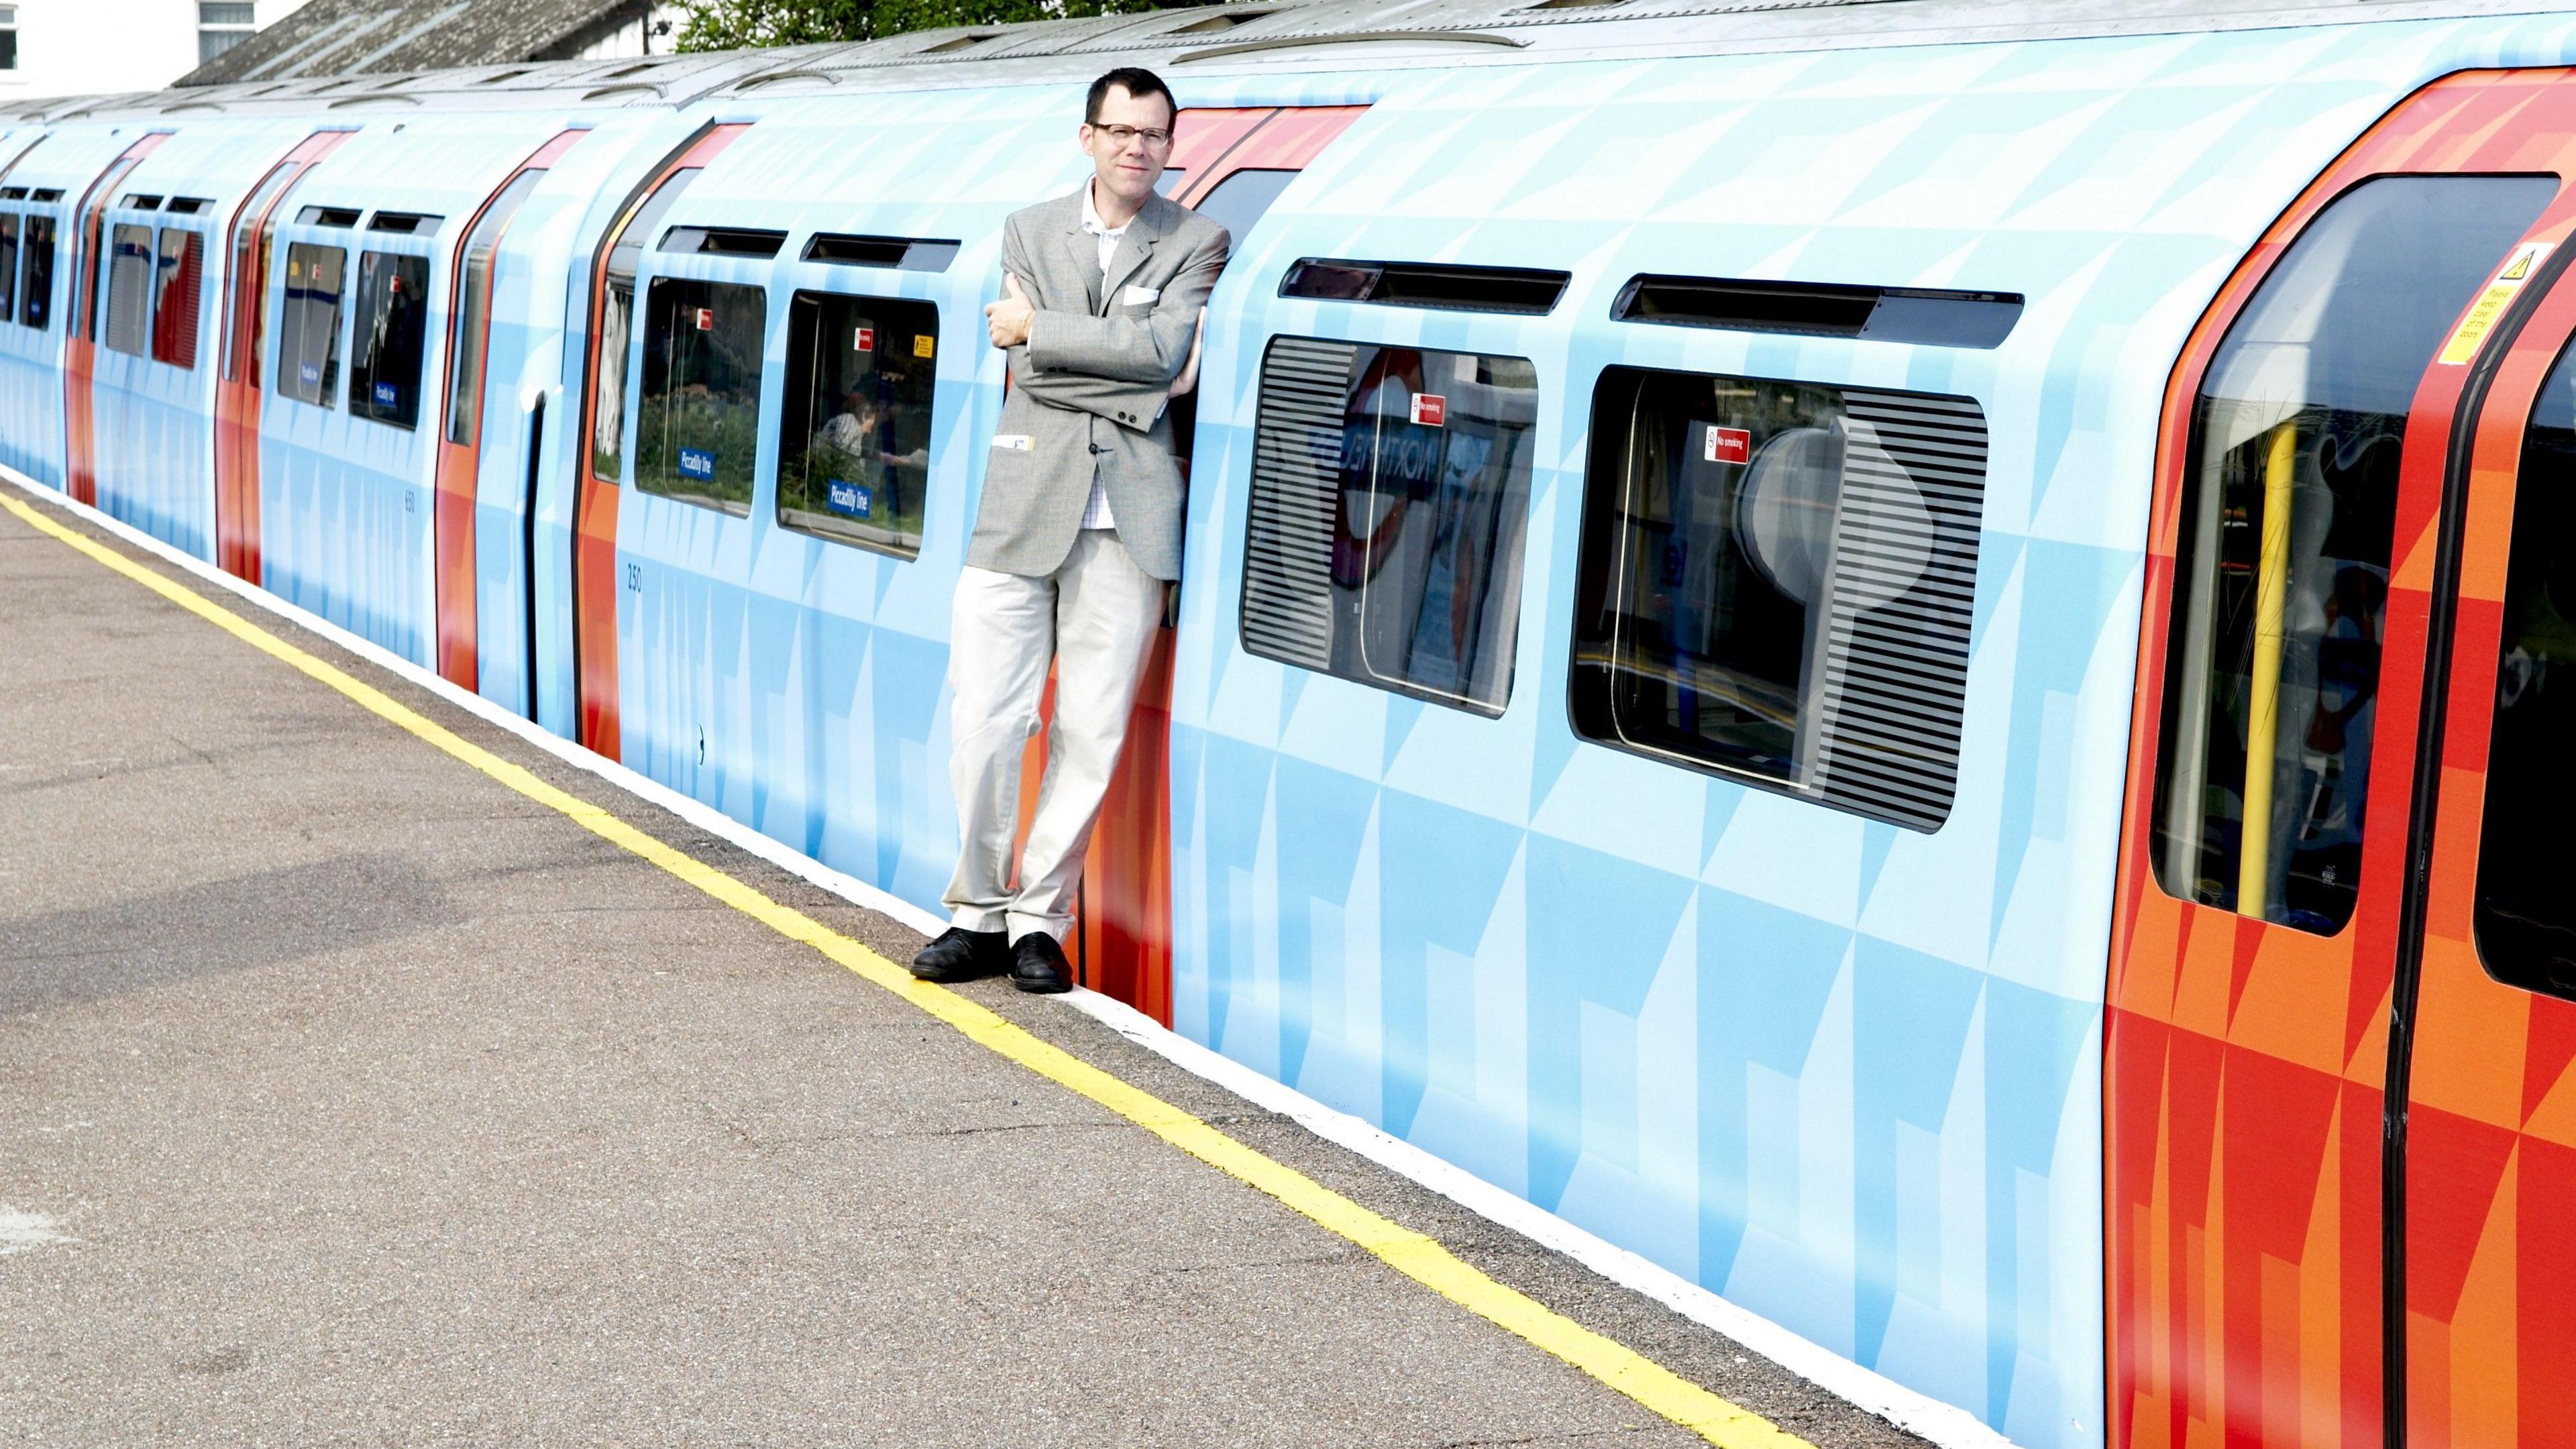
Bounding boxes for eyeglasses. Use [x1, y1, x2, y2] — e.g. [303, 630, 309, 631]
[1089, 123, 1174, 149]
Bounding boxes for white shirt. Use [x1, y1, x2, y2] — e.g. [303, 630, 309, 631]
[1075, 182, 1129, 531]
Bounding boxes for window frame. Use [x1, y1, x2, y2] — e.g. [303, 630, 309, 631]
[102, 219, 154, 358]
[346, 246, 433, 430]
[150, 224, 205, 369]
[628, 265, 769, 517]
[274, 237, 347, 409]
[773, 284, 940, 560]
[1236, 332, 1543, 719]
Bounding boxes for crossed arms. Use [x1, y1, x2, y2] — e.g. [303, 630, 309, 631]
[989, 211, 1227, 430]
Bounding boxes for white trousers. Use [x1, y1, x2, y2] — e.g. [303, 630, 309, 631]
[943, 529, 1164, 943]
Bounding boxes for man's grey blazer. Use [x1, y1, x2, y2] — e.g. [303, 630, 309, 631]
[971, 186, 1230, 582]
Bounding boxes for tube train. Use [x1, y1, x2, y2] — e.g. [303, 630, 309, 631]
[6, 2, 2575, 1444]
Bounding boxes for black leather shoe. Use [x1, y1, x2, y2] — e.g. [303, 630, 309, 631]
[1010, 931, 1074, 994]
[911, 926, 1008, 982]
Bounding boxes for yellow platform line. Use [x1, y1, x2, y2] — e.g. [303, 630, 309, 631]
[4, 488, 1812, 1449]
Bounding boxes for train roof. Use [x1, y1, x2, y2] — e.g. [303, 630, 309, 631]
[3, 0, 2559, 124]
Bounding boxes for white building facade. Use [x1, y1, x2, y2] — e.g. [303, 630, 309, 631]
[0, 0, 317, 99]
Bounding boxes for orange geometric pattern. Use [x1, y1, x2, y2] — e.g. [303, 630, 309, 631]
[2108, 68, 2576, 1449]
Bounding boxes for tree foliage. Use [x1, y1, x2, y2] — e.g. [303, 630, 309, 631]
[676, 0, 1167, 53]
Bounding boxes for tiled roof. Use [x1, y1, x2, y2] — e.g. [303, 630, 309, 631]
[177, 0, 652, 86]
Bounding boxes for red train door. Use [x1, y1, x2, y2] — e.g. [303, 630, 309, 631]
[62, 131, 169, 506]
[1039, 104, 1367, 1022]
[213, 129, 353, 580]
[433, 128, 586, 692]
[2391, 176, 2576, 1449]
[571, 122, 749, 759]
[2106, 70, 2576, 1449]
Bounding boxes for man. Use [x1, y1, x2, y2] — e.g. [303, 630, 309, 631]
[912, 67, 1228, 994]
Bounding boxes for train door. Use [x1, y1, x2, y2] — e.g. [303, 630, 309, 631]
[213, 129, 353, 580]
[2106, 70, 2576, 1449]
[62, 131, 168, 506]
[2390, 164, 2576, 1449]
[433, 127, 585, 694]
[571, 121, 749, 759]
[1042, 104, 1366, 1022]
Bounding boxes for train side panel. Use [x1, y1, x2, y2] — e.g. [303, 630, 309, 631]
[1163, 19, 2576, 1449]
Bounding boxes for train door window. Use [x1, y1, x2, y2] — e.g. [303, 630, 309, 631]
[1191, 169, 1297, 243]
[1239, 337, 1538, 716]
[103, 221, 152, 356]
[446, 168, 543, 445]
[2474, 341, 2576, 996]
[0, 213, 16, 323]
[347, 249, 427, 428]
[21, 213, 52, 329]
[775, 290, 934, 558]
[1568, 369, 1988, 830]
[590, 167, 699, 482]
[635, 276, 763, 515]
[150, 227, 203, 368]
[276, 240, 345, 407]
[2149, 174, 2554, 932]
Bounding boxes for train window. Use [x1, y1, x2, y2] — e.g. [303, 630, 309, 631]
[1238, 337, 1539, 716]
[634, 276, 764, 516]
[103, 222, 154, 357]
[2150, 174, 2554, 933]
[347, 250, 428, 429]
[591, 166, 700, 484]
[1192, 168, 1297, 242]
[2475, 342, 2576, 998]
[775, 290, 934, 558]
[276, 241, 345, 408]
[21, 214, 53, 329]
[1568, 369, 1988, 830]
[447, 168, 545, 446]
[150, 227, 202, 369]
[0, 213, 17, 323]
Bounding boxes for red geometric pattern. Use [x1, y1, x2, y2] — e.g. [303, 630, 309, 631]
[2108, 69, 2576, 1449]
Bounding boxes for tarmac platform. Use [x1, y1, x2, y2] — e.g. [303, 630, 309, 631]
[0, 482, 1941, 1449]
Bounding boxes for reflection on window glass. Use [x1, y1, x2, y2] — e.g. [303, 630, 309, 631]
[2477, 344, 2576, 998]
[348, 250, 428, 428]
[447, 168, 543, 446]
[636, 276, 764, 515]
[276, 241, 345, 407]
[150, 227, 202, 368]
[103, 222, 152, 357]
[1191, 168, 1296, 242]
[21, 214, 53, 330]
[1241, 337, 1536, 716]
[777, 290, 934, 557]
[591, 168, 698, 482]
[1567, 368, 1987, 829]
[2151, 174, 2555, 934]
[0, 214, 17, 322]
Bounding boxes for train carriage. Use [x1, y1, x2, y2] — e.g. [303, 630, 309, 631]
[6, 4, 2576, 1446]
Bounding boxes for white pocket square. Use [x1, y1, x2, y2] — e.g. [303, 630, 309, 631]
[991, 434, 1033, 451]
[1121, 284, 1161, 306]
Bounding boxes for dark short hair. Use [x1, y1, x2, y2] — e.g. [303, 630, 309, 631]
[1086, 66, 1176, 127]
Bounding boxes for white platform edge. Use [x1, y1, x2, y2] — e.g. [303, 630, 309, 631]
[5, 471, 2019, 1449]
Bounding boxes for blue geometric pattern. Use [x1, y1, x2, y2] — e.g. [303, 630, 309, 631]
[14, 17, 2576, 1449]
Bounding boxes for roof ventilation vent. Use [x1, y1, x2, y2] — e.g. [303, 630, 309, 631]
[918, 30, 1002, 54]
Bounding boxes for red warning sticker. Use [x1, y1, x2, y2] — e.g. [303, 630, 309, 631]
[855, 325, 877, 352]
[693, 307, 714, 331]
[1705, 426, 1752, 465]
[1411, 393, 1448, 427]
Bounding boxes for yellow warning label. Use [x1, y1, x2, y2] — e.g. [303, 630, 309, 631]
[912, 333, 936, 359]
[2438, 241, 2553, 365]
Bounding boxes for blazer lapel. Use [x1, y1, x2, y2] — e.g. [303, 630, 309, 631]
[1061, 195, 1102, 315]
[1099, 195, 1170, 313]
